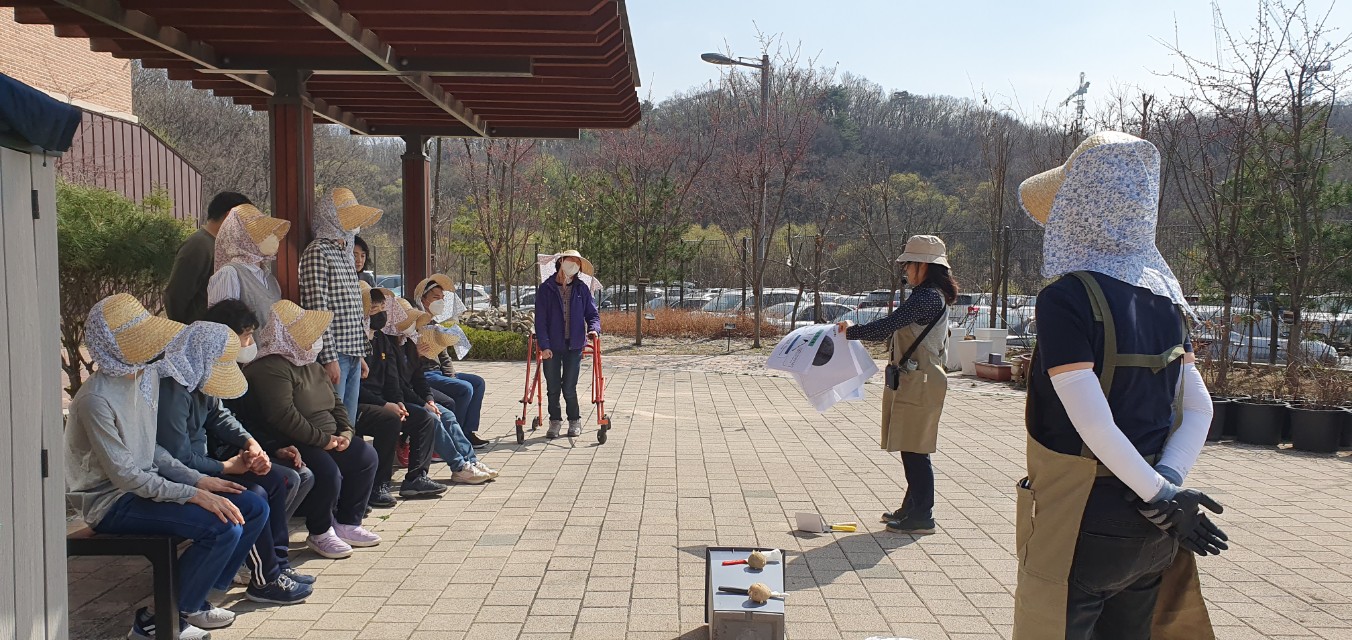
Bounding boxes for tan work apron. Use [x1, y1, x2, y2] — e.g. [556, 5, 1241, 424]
[1013, 272, 1212, 640]
[879, 310, 948, 454]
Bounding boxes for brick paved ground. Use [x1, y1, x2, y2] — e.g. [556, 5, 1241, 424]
[68, 357, 1352, 640]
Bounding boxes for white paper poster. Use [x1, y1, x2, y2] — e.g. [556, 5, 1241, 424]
[768, 324, 878, 412]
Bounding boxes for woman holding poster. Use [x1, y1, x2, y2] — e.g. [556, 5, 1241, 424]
[837, 235, 958, 534]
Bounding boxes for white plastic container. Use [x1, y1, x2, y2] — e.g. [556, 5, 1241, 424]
[974, 328, 1008, 363]
[954, 339, 990, 376]
[946, 327, 967, 371]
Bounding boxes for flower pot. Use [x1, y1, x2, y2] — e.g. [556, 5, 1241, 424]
[1223, 395, 1249, 438]
[1288, 405, 1344, 454]
[1234, 399, 1288, 446]
[1208, 396, 1233, 441]
[954, 339, 990, 377]
[1342, 407, 1352, 448]
[975, 361, 1013, 382]
[974, 327, 1009, 361]
[946, 327, 967, 371]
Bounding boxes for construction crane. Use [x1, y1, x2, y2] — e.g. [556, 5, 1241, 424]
[1060, 72, 1090, 134]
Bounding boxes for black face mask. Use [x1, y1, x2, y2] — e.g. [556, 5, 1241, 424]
[369, 312, 388, 331]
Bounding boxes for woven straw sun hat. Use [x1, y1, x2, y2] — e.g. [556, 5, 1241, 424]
[200, 330, 248, 398]
[1019, 131, 1144, 225]
[394, 298, 422, 333]
[417, 325, 459, 357]
[231, 204, 291, 245]
[554, 249, 595, 276]
[331, 187, 383, 231]
[894, 235, 950, 268]
[271, 300, 333, 347]
[100, 293, 186, 364]
[414, 273, 455, 302]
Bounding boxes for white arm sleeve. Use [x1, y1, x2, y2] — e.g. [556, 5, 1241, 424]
[1050, 369, 1168, 502]
[206, 267, 241, 307]
[1157, 362, 1211, 481]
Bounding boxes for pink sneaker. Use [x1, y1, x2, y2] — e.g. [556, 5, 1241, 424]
[334, 523, 381, 548]
[305, 528, 353, 559]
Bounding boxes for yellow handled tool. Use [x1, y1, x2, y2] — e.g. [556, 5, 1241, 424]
[829, 523, 857, 532]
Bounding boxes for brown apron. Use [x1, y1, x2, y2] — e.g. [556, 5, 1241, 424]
[1013, 272, 1212, 640]
[879, 311, 948, 454]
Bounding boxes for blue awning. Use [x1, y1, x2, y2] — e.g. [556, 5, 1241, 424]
[0, 73, 81, 152]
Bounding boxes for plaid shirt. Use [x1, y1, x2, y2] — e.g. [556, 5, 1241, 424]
[299, 239, 368, 363]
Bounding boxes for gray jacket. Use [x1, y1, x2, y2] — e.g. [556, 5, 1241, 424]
[65, 372, 203, 526]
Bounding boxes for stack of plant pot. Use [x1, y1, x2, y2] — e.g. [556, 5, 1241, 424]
[1213, 394, 1350, 454]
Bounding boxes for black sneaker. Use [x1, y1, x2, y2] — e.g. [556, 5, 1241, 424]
[245, 574, 312, 605]
[885, 513, 936, 535]
[399, 475, 448, 498]
[282, 567, 316, 585]
[880, 499, 913, 523]
[467, 433, 490, 448]
[368, 483, 397, 508]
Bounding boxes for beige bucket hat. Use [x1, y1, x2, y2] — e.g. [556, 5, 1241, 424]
[554, 249, 595, 276]
[894, 235, 950, 268]
[417, 325, 460, 358]
[331, 187, 383, 231]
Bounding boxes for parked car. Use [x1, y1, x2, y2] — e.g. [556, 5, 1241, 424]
[647, 294, 714, 310]
[837, 306, 892, 326]
[858, 289, 903, 309]
[456, 285, 493, 311]
[1207, 331, 1338, 365]
[764, 302, 855, 330]
[376, 274, 403, 290]
[835, 294, 865, 309]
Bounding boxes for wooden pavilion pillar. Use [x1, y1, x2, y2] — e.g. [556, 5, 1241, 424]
[402, 134, 432, 290]
[269, 68, 315, 302]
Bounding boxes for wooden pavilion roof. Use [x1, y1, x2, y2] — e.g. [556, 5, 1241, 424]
[6, 0, 641, 138]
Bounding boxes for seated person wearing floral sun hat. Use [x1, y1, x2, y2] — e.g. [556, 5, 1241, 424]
[156, 321, 314, 605]
[412, 274, 490, 447]
[358, 289, 446, 506]
[401, 309, 497, 484]
[66, 294, 268, 640]
[229, 299, 381, 559]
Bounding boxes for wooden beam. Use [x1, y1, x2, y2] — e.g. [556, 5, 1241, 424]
[288, 0, 488, 137]
[362, 124, 580, 139]
[201, 55, 533, 77]
[43, 0, 370, 133]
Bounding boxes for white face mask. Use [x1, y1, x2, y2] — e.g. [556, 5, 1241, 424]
[235, 342, 258, 364]
[561, 261, 581, 278]
[311, 338, 324, 353]
[258, 234, 280, 257]
[428, 299, 447, 316]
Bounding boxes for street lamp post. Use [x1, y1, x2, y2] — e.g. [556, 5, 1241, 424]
[703, 51, 771, 347]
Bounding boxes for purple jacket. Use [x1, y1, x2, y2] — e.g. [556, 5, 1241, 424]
[534, 276, 601, 352]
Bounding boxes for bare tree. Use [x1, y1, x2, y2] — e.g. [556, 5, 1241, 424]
[457, 138, 546, 310]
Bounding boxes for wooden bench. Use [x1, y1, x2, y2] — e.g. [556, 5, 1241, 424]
[68, 523, 183, 640]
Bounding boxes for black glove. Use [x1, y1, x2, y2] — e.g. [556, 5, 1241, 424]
[1132, 489, 1230, 556]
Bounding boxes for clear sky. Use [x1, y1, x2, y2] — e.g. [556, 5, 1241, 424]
[627, 0, 1346, 113]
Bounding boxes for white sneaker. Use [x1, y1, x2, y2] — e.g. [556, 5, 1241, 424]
[472, 461, 499, 478]
[333, 523, 382, 548]
[232, 566, 251, 586]
[184, 606, 235, 630]
[450, 465, 492, 485]
[305, 528, 354, 559]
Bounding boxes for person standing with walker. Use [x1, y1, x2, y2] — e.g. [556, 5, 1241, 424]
[1013, 132, 1228, 640]
[534, 250, 601, 439]
[838, 235, 957, 534]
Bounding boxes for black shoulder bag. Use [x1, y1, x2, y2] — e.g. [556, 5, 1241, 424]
[885, 310, 945, 390]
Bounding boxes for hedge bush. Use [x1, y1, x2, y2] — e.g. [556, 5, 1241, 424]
[458, 326, 528, 361]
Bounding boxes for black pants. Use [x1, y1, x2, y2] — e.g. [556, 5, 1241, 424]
[1064, 480, 1179, 639]
[224, 467, 292, 587]
[292, 438, 378, 534]
[900, 452, 934, 517]
[357, 403, 435, 485]
[543, 347, 583, 421]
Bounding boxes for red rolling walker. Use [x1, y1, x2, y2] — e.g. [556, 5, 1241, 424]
[515, 333, 612, 444]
